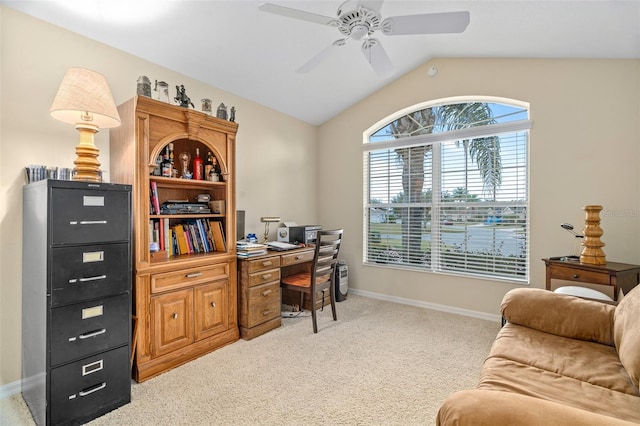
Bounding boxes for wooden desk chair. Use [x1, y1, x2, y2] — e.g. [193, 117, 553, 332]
[280, 229, 343, 333]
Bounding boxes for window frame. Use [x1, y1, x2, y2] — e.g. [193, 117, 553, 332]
[363, 97, 531, 283]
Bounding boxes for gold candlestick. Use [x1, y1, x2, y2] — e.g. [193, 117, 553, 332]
[580, 205, 606, 265]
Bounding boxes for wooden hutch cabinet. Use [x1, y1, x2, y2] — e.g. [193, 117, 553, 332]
[109, 96, 239, 382]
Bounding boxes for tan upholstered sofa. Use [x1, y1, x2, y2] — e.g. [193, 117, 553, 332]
[437, 286, 640, 425]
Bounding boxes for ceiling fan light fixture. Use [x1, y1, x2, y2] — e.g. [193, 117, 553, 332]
[351, 24, 369, 40]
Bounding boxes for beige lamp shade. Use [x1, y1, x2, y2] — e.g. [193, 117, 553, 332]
[50, 67, 121, 128]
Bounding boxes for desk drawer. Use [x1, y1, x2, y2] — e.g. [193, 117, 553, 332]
[247, 257, 281, 273]
[50, 293, 129, 366]
[550, 265, 611, 285]
[248, 268, 280, 287]
[50, 345, 130, 426]
[247, 282, 280, 327]
[281, 250, 314, 266]
[151, 263, 228, 293]
[50, 243, 130, 306]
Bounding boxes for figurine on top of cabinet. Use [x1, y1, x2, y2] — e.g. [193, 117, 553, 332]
[217, 103, 228, 120]
[174, 85, 194, 109]
[230, 106, 236, 122]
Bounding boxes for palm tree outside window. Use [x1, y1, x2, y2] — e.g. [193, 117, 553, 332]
[363, 98, 531, 282]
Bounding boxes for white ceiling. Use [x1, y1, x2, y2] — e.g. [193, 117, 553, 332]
[5, 1, 640, 125]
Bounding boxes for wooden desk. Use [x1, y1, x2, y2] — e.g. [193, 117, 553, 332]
[542, 258, 640, 302]
[237, 247, 314, 340]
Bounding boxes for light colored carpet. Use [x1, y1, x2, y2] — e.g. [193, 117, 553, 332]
[1, 295, 499, 425]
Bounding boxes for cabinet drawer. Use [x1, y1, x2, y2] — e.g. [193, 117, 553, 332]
[50, 243, 130, 306]
[151, 263, 228, 293]
[50, 293, 129, 366]
[281, 250, 314, 266]
[248, 268, 280, 287]
[550, 265, 611, 285]
[51, 187, 130, 245]
[247, 256, 281, 273]
[50, 345, 130, 426]
[246, 282, 280, 328]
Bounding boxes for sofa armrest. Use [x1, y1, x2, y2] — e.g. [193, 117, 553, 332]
[501, 288, 615, 346]
[437, 390, 637, 426]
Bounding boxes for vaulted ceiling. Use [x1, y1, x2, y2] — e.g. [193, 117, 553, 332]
[5, 1, 640, 125]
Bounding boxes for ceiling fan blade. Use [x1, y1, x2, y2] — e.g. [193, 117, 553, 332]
[258, 3, 338, 26]
[297, 39, 346, 73]
[360, 0, 384, 12]
[382, 11, 470, 35]
[361, 38, 394, 78]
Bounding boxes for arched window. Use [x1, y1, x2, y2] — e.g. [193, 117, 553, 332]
[363, 97, 531, 282]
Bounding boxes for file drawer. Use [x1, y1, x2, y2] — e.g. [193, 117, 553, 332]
[246, 281, 280, 328]
[50, 345, 130, 426]
[50, 187, 130, 245]
[50, 293, 129, 366]
[50, 243, 130, 306]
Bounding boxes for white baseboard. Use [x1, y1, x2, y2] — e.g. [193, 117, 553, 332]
[0, 379, 21, 399]
[349, 289, 502, 323]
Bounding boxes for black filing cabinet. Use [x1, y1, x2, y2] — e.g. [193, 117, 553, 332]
[22, 180, 132, 425]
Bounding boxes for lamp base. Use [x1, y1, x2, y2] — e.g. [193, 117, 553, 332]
[72, 125, 102, 182]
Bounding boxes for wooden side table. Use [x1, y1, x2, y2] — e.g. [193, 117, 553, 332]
[542, 258, 640, 302]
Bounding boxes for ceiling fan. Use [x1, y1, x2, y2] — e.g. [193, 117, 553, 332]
[258, 0, 470, 78]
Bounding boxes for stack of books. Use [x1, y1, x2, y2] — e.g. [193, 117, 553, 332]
[236, 241, 268, 258]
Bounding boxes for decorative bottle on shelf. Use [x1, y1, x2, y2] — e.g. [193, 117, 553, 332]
[161, 146, 172, 178]
[193, 148, 203, 180]
[168, 143, 174, 177]
[211, 155, 221, 181]
[205, 151, 214, 180]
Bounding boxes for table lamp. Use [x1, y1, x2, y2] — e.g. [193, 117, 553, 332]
[50, 67, 121, 182]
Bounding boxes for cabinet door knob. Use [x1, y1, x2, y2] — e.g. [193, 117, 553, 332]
[172, 313, 178, 319]
[210, 302, 216, 308]
[573, 274, 579, 279]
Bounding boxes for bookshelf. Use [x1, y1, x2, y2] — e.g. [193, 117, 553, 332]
[109, 96, 239, 382]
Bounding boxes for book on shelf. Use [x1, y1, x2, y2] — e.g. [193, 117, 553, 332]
[210, 220, 226, 252]
[150, 181, 161, 215]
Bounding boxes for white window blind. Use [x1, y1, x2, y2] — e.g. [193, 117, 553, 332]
[364, 101, 530, 282]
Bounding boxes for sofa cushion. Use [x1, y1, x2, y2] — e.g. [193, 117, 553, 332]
[477, 324, 640, 423]
[501, 288, 615, 346]
[437, 389, 640, 426]
[614, 285, 640, 389]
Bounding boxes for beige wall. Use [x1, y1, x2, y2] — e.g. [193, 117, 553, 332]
[318, 57, 640, 313]
[0, 7, 317, 387]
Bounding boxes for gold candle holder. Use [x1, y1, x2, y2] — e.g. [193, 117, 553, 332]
[580, 205, 606, 265]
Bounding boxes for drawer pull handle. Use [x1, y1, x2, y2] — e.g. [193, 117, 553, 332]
[70, 220, 108, 225]
[78, 328, 107, 340]
[295, 255, 303, 260]
[78, 382, 106, 397]
[263, 310, 271, 316]
[186, 272, 202, 278]
[210, 302, 216, 308]
[262, 289, 272, 296]
[172, 313, 179, 319]
[76, 275, 107, 283]
[262, 261, 273, 266]
[573, 274, 579, 279]
[262, 274, 272, 280]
